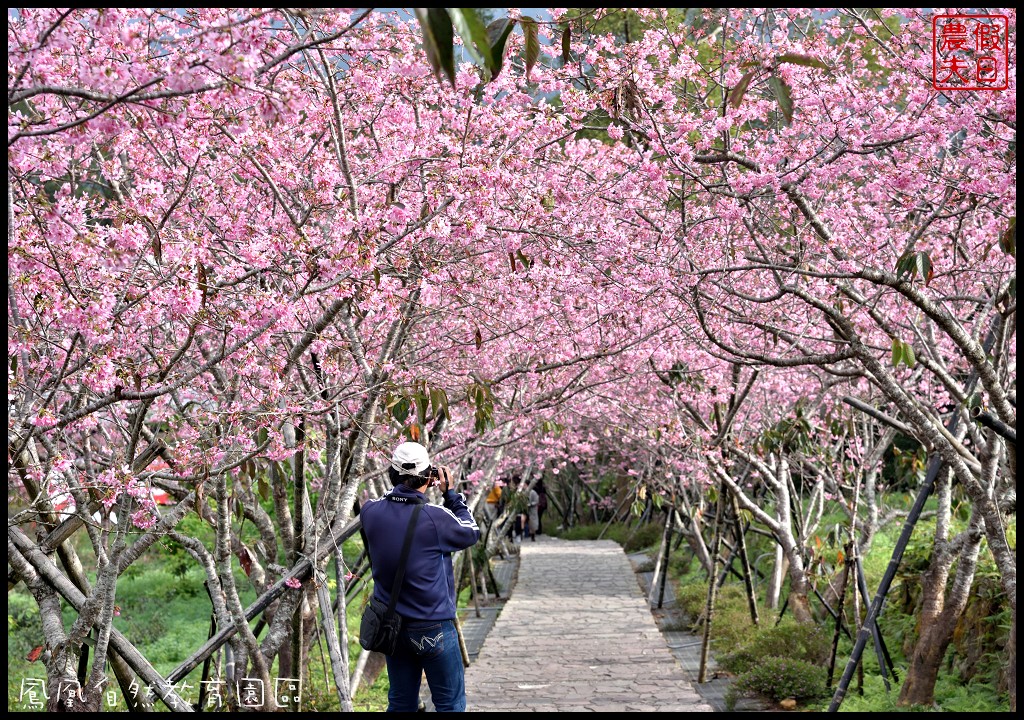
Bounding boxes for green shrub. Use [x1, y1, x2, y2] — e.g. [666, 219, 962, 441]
[720, 620, 831, 674]
[668, 549, 692, 578]
[622, 521, 663, 553]
[733, 656, 829, 702]
[559, 522, 605, 541]
[672, 579, 761, 658]
[633, 557, 655, 573]
[676, 580, 709, 620]
[708, 598, 758, 655]
[553, 519, 664, 549]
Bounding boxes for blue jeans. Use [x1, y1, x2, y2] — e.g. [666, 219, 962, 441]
[385, 618, 466, 712]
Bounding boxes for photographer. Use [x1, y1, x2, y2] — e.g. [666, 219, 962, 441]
[359, 441, 481, 712]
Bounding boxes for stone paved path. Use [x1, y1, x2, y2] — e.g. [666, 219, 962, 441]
[461, 535, 713, 712]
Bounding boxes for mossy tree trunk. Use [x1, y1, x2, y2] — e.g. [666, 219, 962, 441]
[898, 473, 985, 706]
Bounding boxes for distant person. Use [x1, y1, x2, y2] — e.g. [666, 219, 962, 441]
[524, 480, 540, 542]
[535, 479, 548, 534]
[484, 482, 503, 522]
[360, 441, 481, 712]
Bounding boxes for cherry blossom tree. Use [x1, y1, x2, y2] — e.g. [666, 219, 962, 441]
[539, 6, 1015, 706]
[8, 6, 1015, 712]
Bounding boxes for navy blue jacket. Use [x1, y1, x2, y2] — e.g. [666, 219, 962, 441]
[360, 483, 480, 621]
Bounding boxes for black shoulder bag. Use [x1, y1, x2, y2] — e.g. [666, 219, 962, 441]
[359, 498, 424, 654]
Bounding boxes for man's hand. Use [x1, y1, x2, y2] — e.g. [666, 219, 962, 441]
[435, 465, 453, 494]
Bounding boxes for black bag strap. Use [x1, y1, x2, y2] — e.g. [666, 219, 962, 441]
[387, 501, 424, 614]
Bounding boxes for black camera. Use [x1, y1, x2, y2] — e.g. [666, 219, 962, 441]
[426, 465, 439, 480]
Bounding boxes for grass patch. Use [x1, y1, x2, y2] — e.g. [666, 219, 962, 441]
[552, 520, 664, 554]
[7, 529, 388, 712]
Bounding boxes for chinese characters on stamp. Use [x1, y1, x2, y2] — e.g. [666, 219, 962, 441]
[932, 14, 1009, 90]
[18, 676, 304, 710]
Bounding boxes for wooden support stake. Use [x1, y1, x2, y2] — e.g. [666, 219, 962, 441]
[648, 507, 673, 609]
[698, 479, 726, 683]
[730, 490, 759, 627]
[465, 548, 482, 618]
[197, 613, 217, 711]
[315, 569, 353, 711]
[454, 615, 471, 668]
[827, 544, 853, 688]
[854, 551, 898, 685]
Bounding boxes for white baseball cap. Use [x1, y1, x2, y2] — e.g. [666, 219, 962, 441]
[390, 441, 430, 476]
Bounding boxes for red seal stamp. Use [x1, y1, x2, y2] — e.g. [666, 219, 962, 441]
[932, 14, 1009, 90]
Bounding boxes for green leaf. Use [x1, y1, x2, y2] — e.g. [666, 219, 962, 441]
[891, 338, 916, 368]
[257, 476, 271, 502]
[561, 25, 571, 65]
[470, 380, 494, 433]
[415, 8, 456, 86]
[895, 250, 917, 280]
[776, 52, 830, 70]
[486, 17, 517, 80]
[430, 388, 449, 419]
[416, 392, 428, 424]
[728, 70, 755, 109]
[521, 16, 540, 82]
[903, 343, 916, 368]
[999, 216, 1016, 257]
[915, 250, 934, 286]
[541, 189, 555, 211]
[768, 75, 793, 125]
[895, 250, 934, 285]
[449, 8, 494, 71]
[393, 396, 410, 424]
[414, 9, 441, 80]
[429, 8, 456, 86]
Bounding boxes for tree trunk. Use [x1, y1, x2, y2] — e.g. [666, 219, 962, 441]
[766, 542, 784, 610]
[786, 581, 814, 624]
[898, 530, 982, 704]
[899, 487, 985, 705]
[776, 455, 813, 624]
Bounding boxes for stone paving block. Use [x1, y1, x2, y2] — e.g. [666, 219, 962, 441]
[458, 537, 714, 712]
[415, 536, 770, 712]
